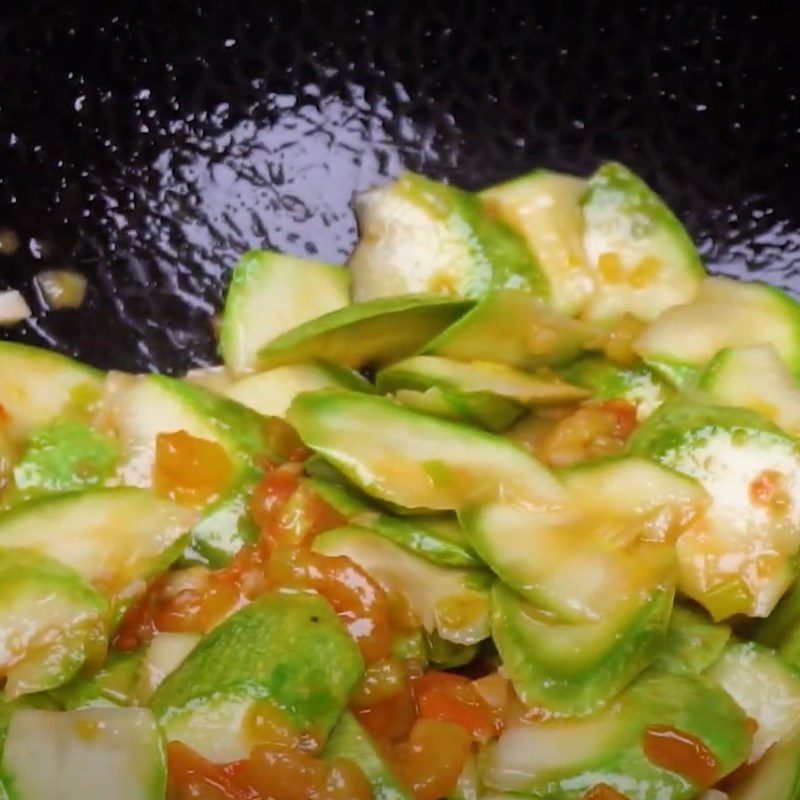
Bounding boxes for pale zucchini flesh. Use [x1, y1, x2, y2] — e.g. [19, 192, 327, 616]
[219, 249, 350, 374]
[288, 389, 565, 512]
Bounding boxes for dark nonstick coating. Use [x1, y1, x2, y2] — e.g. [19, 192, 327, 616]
[1, 1, 798, 373]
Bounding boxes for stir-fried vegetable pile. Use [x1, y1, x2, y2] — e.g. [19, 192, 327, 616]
[0, 163, 799, 800]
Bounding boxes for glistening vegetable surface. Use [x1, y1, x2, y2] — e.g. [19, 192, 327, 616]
[0, 163, 799, 800]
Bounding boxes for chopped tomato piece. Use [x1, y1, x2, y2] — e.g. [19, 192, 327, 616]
[153, 430, 234, 506]
[355, 674, 418, 744]
[390, 719, 470, 800]
[642, 724, 718, 786]
[261, 416, 312, 463]
[166, 741, 255, 800]
[413, 671, 503, 743]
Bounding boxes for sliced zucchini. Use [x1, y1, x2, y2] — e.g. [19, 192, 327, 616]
[653, 605, 731, 675]
[107, 373, 270, 487]
[183, 365, 233, 394]
[134, 632, 200, 704]
[392, 388, 523, 433]
[0, 342, 103, 443]
[480, 169, 593, 315]
[51, 650, 146, 710]
[150, 592, 363, 762]
[635, 277, 800, 380]
[288, 389, 565, 512]
[313, 526, 490, 645]
[422, 289, 594, 370]
[0, 707, 165, 800]
[13, 419, 118, 494]
[0, 550, 109, 699]
[752, 579, 800, 668]
[350, 172, 546, 301]
[425, 632, 480, 669]
[183, 470, 260, 566]
[306, 478, 481, 568]
[378, 356, 588, 405]
[561, 356, 672, 419]
[462, 500, 674, 623]
[726, 725, 800, 800]
[700, 345, 800, 436]
[0, 488, 196, 609]
[219, 249, 350, 373]
[480, 670, 751, 799]
[580, 162, 704, 324]
[707, 642, 800, 762]
[226, 361, 372, 418]
[631, 403, 800, 619]
[491, 581, 673, 716]
[323, 712, 412, 800]
[257, 294, 473, 370]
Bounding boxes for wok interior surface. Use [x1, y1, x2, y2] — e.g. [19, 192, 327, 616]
[0, 0, 797, 373]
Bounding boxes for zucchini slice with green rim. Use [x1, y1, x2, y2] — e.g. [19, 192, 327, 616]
[700, 345, 800, 436]
[0, 707, 165, 800]
[134, 632, 200, 704]
[306, 478, 481, 568]
[631, 403, 800, 619]
[580, 161, 704, 324]
[323, 712, 412, 800]
[0, 487, 196, 610]
[377, 356, 588, 406]
[652, 605, 731, 675]
[258, 294, 473, 370]
[219, 249, 350, 374]
[313, 525, 491, 645]
[226, 361, 372, 418]
[50, 649, 146, 710]
[561, 356, 672, 420]
[150, 592, 363, 763]
[350, 172, 546, 301]
[726, 725, 800, 800]
[480, 670, 751, 799]
[422, 289, 595, 370]
[481, 169, 592, 315]
[707, 641, 800, 762]
[0, 342, 103, 443]
[635, 277, 800, 380]
[0, 550, 109, 699]
[288, 389, 565, 512]
[491, 581, 673, 716]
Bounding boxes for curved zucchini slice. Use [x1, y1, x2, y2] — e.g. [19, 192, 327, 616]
[635, 277, 800, 380]
[0, 550, 109, 699]
[107, 373, 270, 487]
[653, 604, 730, 675]
[631, 403, 800, 619]
[561, 356, 672, 420]
[0, 488, 196, 608]
[462, 501, 674, 623]
[707, 642, 800, 763]
[323, 713, 412, 800]
[0, 707, 165, 800]
[313, 526, 490, 645]
[480, 670, 751, 799]
[13, 420, 118, 494]
[480, 169, 593, 315]
[726, 725, 800, 800]
[393, 388, 524, 433]
[306, 478, 480, 568]
[350, 172, 546, 301]
[700, 345, 800, 436]
[51, 650, 146, 710]
[226, 361, 372, 418]
[257, 294, 473, 370]
[134, 632, 200, 704]
[219, 249, 350, 373]
[288, 389, 565, 512]
[580, 162, 704, 324]
[0, 342, 103, 442]
[377, 356, 588, 406]
[422, 289, 594, 370]
[150, 592, 363, 762]
[491, 581, 673, 716]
